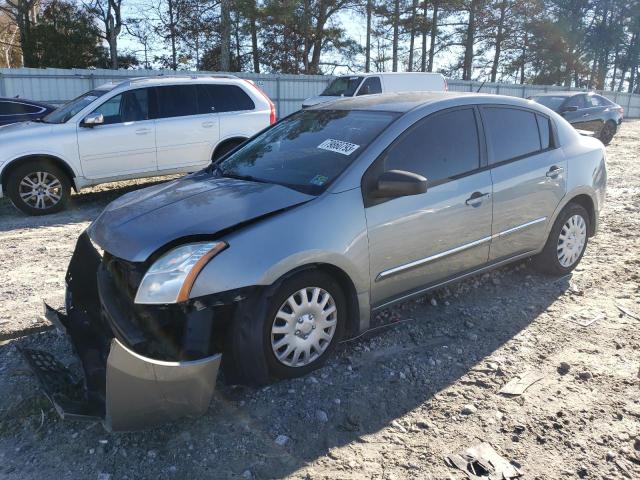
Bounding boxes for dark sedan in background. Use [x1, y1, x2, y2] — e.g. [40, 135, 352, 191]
[0, 97, 55, 126]
[529, 92, 623, 145]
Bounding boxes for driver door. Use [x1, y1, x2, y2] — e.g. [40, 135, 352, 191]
[364, 107, 493, 306]
[77, 88, 156, 179]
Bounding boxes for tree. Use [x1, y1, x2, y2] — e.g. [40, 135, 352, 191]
[0, 10, 21, 66]
[86, 0, 123, 69]
[28, 0, 107, 68]
[0, 0, 40, 66]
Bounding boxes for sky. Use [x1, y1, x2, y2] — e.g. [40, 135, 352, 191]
[117, 4, 454, 75]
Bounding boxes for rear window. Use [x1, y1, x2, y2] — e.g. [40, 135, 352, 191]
[531, 96, 567, 111]
[482, 107, 542, 164]
[217, 109, 399, 194]
[197, 84, 255, 113]
[0, 101, 42, 115]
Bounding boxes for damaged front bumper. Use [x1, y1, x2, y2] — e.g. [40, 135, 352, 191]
[21, 233, 224, 431]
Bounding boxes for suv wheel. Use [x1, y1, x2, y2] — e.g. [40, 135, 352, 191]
[6, 160, 71, 215]
[532, 203, 590, 275]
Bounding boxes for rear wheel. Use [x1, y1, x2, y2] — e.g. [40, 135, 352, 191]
[212, 139, 245, 161]
[598, 121, 616, 145]
[6, 160, 71, 215]
[532, 203, 590, 275]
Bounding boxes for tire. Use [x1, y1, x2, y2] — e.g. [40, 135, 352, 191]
[598, 121, 616, 145]
[263, 270, 346, 379]
[6, 160, 71, 215]
[532, 203, 590, 276]
[212, 139, 245, 161]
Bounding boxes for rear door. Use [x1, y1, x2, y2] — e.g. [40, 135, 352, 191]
[200, 84, 261, 143]
[365, 107, 493, 306]
[582, 94, 607, 133]
[153, 84, 219, 171]
[77, 88, 156, 179]
[481, 106, 567, 261]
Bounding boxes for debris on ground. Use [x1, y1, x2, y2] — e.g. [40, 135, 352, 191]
[499, 371, 543, 396]
[445, 442, 522, 479]
[616, 304, 640, 322]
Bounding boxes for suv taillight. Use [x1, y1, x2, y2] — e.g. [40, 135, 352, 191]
[244, 79, 277, 124]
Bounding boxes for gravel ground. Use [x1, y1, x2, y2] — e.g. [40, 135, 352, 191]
[0, 121, 639, 480]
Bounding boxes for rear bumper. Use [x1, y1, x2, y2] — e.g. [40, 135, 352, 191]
[23, 233, 223, 431]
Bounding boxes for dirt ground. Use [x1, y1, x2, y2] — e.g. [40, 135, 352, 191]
[0, 121, 638, 480]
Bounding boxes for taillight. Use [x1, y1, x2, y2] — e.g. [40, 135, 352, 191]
[243, 79, 277, 124]
[619, 107, 624, 118]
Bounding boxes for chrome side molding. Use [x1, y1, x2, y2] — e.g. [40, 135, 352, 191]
[376, 217, 547, 281]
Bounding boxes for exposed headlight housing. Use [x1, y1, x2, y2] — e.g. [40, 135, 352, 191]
[134, 241, 227, 305]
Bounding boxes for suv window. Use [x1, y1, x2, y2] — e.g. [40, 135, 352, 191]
[197, 84, 255, 113]
[482, 107, 542, 164]
[357, 77, 382, 96]
[91, 89, 149, 125]
[383, 108, 480, 184]
[154, 85, 198, 119]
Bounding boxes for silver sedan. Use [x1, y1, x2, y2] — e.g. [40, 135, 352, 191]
[24, 92, 607, 430]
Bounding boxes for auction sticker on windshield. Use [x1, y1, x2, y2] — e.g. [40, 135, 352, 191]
[317, 139, 360, 156]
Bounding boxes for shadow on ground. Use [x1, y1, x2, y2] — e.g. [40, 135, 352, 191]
[0, 263, 570, 479]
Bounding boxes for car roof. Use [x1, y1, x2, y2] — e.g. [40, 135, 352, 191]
[309, 91, 540, 113]
[531, 91, 596, 98]
[105, 75, 244, 90]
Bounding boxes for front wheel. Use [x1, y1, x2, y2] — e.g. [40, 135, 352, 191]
[532, 203, 590, 275]
[6, 160, 71, 215]
[264, 271, 346, 379]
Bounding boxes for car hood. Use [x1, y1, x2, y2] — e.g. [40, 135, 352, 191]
[0, 120, 53, 139]
[302, 95, 341, 108]
[88, 172, 315, 262]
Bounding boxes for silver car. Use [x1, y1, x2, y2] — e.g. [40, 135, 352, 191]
[23, 92, 606, 431]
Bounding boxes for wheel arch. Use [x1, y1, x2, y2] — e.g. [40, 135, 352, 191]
[271, 262, 362, 339]
[1, 154, 78, 192]
[211, 136, 248, 161]
[568, 193, 596, 236]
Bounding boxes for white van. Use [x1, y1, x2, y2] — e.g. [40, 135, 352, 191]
[302, 72, 448, 108]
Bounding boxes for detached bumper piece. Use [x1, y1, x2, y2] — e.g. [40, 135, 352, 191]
[23, 233, 222, 431]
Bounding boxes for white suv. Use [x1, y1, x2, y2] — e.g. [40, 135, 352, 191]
[0, 75, 276, 215]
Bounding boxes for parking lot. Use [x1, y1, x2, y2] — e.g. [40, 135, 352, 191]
[0, 120, 639, 479]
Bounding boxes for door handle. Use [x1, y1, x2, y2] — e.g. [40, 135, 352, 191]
[582, 113, 590, 117]
[202, 121, 216, 128]
[465, 191, 491, 207]
[546, 166, 564, 178]
[135, 128, 151, 135]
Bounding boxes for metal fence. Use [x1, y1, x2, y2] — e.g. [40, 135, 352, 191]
[1, 67, 639, 118]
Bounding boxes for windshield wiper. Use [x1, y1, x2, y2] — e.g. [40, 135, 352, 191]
[220, 172, 272, 185]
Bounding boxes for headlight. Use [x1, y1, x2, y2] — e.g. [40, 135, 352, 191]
[134, 241, 227, 305]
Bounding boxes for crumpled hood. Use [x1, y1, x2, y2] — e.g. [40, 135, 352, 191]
[88, 171, 315, 262]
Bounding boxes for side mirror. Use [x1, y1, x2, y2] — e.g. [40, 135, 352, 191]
[81, 113, 104, 127]
[561, 106, 578, 113]
[371, 170, 428, 198]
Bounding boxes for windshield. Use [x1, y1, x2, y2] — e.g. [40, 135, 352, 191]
[531, 95, 567, 112]
[320, 77, 363, 97]
[216, 109, 399, 194]
[42, 89, 110, 124]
